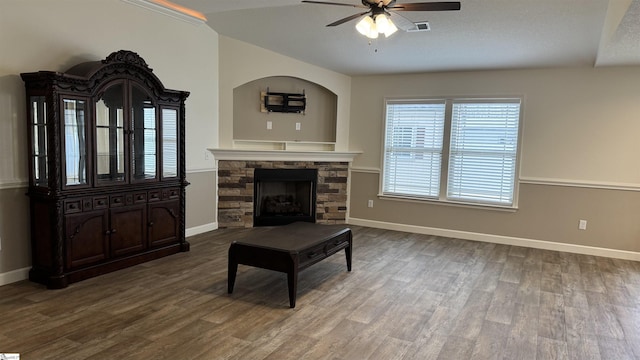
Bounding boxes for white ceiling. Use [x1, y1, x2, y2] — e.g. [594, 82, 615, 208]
[173, 0, 640, 75]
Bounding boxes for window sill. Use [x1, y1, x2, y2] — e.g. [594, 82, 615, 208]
[377, 194, 518, 212]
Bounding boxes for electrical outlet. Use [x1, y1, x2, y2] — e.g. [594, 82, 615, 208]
[367, 200, 374, 208]
[267, 121, 272, 130]
[295, 122, 301, 131]
[578, 219, 587, 230]
[204, 150, 210, 160]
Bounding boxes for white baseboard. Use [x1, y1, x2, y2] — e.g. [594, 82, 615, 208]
[347, 217, 640, 261]
[186, 222, 218, 237]
[0, 267, 30, 286]
[0, 224, 220, 287]
[5, 219, 634, 287]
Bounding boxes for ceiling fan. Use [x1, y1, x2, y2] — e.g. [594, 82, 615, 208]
[301, 0, 461, 38]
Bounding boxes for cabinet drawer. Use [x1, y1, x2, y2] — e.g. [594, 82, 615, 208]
[148, 190, 161, 202]
[64, 200, 82, 214]
[110, 195, 125, 207]
[93, 196, 108, 209]
[163, 188, 179, 200]
[134, 192, 147, 204]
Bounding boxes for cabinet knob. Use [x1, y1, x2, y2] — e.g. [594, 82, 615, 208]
[113, 198, 122, 203]
[111, 229, 117, 234]
[105, 230, 111, 235]
[148, 222, 154, 227]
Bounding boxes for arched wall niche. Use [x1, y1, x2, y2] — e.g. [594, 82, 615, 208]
[233, 76, 337, 144]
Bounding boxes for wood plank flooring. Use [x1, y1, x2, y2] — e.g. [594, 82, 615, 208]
[1, 226, 640, 359]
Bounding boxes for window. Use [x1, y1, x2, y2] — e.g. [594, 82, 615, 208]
[383, 100, 445, 198]
[382, 98, 522, 207]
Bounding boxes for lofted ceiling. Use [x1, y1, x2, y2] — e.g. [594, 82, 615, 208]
[172, 0, 640, 75]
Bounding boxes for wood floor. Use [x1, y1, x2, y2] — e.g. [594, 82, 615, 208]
[1, 226, 640, 359]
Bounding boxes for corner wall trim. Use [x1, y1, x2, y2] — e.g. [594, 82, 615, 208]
[186, 222, 218, 237]
[347, 217, 640, 261]
[0, 267, 30, 286]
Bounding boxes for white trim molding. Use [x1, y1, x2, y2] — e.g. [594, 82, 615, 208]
[208, 148, 361, 163]
[347, 217, 640, 261]
[186, 168, 215, 174]
[186, 222, 218, 237]
[349, 171, 640, 192]
[0, 180, 28, 190]
[0, 267, 30, 286]
[520, 177, 640, 192]
[350, 166, 381, 174]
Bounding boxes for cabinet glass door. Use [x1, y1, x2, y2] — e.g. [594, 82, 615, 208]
[131, 84, 157, 181]
[162, 108, 178, 178]
[30, 96, 48, 187]
[63, 98, 88, 186]
[95, 83, 125, 184]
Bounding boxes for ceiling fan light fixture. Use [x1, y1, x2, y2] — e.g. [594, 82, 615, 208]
[356, 16, 379, 39]
[376, 14, 398, 37]
[374, 14, 397, 37]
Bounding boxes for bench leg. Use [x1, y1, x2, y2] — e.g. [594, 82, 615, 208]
[228, 247, 238, 294]
[287, 269, 298, 308]
[345, 231, 353, 271]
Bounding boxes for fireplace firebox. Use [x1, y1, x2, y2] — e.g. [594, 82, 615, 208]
[253, 168, 317, 226]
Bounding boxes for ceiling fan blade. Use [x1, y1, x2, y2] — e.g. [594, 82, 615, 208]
[388, 11, 417, 31]
[389, 1, 461, 11]
[327, 11, 371, 26]
[301, 1, 367, 8]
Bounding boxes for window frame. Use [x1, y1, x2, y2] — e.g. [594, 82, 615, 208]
[379, 96, 524, 210]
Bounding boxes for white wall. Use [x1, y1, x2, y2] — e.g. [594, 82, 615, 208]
[0, 0, 219, 279]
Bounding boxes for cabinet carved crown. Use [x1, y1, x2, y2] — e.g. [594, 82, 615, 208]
[21, 50, 190, 289]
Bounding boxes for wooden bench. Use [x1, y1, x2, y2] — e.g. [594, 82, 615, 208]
[227, 222, 352, 308]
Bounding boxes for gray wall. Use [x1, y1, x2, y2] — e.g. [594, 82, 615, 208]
[349, 67, 640, 253]
[233, 76, 337, 143]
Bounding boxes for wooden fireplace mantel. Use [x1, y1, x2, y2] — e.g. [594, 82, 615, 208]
[207, 148, 361, 163]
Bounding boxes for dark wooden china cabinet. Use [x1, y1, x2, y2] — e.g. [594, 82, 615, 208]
[21, 50, 190, 289]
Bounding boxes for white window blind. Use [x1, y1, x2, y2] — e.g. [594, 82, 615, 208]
[382, 101, 446, 198]
[447, 100, 521, 205]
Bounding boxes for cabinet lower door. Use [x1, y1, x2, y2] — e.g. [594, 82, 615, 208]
[148, 200, 179, 248]
[65, 211, 109, 269]
[110, 205, 147, 257]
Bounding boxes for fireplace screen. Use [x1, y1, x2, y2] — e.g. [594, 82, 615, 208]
[253, 168, 317, 226]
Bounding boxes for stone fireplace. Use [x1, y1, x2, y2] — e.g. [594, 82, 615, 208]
[216, 159, 350, 228]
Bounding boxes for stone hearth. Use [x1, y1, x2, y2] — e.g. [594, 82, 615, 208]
[217, 160, 348, 228]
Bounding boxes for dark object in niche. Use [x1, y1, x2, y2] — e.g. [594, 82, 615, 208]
[261, 88, 306, 114]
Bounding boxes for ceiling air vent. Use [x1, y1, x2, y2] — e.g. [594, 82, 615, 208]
[406, 21, 430, 32]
